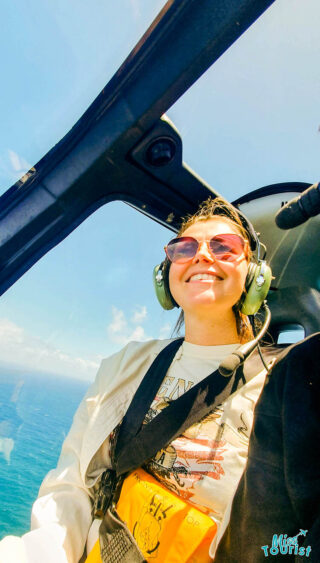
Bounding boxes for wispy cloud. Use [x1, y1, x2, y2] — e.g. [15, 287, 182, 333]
[107, 306, 150, 346]
[107, 306, 174, 347]
[0, 309, 175, 382]
[0, 149, 32, 186]
[0, 318, 99, 380]
[8, 149, 31, 174]
[131, 306, 147, 324]
[108, 308, 127, 334]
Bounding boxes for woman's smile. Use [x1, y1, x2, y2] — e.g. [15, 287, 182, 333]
[186, 271, 224, 283]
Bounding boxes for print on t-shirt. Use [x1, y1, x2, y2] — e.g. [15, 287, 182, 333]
[144, 373, 251, 519]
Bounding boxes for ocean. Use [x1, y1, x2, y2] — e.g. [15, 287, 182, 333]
[0, 368, 89, 539]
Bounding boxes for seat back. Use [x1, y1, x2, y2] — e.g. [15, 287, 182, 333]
[268, 286, 320, 341]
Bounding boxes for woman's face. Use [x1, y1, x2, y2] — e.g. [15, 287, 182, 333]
[168, 218, 249, 318]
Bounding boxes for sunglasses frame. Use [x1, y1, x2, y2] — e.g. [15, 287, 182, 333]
[164, 234, 248, 264]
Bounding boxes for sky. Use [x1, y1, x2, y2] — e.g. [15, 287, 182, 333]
[0, 0, 319, 381]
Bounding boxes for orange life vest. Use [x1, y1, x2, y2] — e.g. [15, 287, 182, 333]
[86, 467, 216, 563]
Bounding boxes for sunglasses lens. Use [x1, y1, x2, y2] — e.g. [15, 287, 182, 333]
[166, 237, 198, 263]
[210, 234, 245, 261]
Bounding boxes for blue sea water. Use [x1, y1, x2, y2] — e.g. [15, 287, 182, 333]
[0, 368, 89, 539]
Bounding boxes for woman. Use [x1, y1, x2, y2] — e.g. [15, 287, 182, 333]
[0, 197, 272, 563]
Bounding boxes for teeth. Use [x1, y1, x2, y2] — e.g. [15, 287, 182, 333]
[189, 273, 217, 281]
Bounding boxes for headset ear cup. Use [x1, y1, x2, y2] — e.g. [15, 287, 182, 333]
[240, 261, 272, 315]
[153, 263, 177, 310]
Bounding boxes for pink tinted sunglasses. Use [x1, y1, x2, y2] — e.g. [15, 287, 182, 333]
[165, 234, 247, 264]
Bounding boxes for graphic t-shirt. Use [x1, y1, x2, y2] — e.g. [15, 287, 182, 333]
[142, 342, 266, 528]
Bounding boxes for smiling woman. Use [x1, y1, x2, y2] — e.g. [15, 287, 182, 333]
[160, 197, 258, 345]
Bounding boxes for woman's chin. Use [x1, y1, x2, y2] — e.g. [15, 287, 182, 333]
[182, 296, 232, 314]
[184, 287, 222, 306]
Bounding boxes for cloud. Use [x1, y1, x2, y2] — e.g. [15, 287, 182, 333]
[107, 306, 150, 346]
[0, 319, 24, 343]
[8, 149, 31, 174]
[0, 318, 99, 380]
[108, 308, 127, 334]
[0, 149, 32, 187]
[131, 306, 147, 324]
[0, 306, 171, 382]
[129, 325, 147, 340]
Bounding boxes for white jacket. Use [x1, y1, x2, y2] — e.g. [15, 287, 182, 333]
[0, 339, 171, 563]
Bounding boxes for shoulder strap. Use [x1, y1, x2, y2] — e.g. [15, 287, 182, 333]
[114, 340, 262, 477]
[115, 338, 184, 448]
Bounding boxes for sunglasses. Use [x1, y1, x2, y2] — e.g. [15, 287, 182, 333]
[165, 234, 247, 264]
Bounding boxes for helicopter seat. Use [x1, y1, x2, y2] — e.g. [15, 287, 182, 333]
[267, 286, 320, 343]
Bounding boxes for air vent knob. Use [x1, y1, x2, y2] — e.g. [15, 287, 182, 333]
[146, 138, 176, 166]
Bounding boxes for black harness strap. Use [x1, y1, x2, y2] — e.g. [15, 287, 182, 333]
[114, 339, 254, 476]
[115, 338, 184, 446]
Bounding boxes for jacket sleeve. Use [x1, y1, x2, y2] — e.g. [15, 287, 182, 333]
[27, 379, 97, 563]
[0, 343, 135, 563]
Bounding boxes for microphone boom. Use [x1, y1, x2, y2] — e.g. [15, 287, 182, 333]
[275, 182, 320, 230]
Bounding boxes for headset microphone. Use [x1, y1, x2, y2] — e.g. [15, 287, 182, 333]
[218, 302, 271, 377]
[275, 182, 320, 230]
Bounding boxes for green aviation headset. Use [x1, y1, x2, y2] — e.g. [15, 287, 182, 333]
[153, 209, 272, 316]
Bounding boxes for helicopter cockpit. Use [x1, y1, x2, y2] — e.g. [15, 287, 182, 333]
[0, 0, 319, 546]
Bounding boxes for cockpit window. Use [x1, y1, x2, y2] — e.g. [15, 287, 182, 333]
[0, 0, 165, 195]
[168, 0, 320, 201]
[0, 202, 177, 536]
[277, 325, 305, 345]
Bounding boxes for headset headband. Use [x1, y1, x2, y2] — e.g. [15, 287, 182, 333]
[234, 209, 257, 251]
[210, 205, 258, 253]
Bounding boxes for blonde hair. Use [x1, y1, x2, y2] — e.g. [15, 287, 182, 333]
[172, 197, 253, 343]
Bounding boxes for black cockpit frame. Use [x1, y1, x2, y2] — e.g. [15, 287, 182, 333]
[0, 0, 276, 296]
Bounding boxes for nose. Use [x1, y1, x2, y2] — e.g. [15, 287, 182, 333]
[193, 241, 215, 263]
